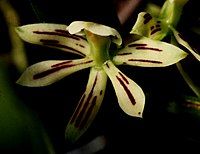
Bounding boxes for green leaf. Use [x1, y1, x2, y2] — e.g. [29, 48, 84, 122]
[0, 61, 55, 153]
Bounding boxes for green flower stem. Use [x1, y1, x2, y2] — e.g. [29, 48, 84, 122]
[160, 0, 189, 27]
[176, 62, 200, 98]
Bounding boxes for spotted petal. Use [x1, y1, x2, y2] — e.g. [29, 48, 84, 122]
[130, 12, 168, 40]
[113, 37, 188, 67]
[103, 60, 145, 117]
[67, 21, 122, 45]
[65, 67, 107, 143]
[15, 23, 89, 56]
[170, 26, 200, 61]
[17, 58, 94, 87]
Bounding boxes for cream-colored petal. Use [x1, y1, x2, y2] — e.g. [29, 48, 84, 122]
[67, 21, 122, 45]
[170, 26, 200, 61]
[65, 67, 107, 143]
[103, 60, 145, 117]
[130, 12, 168, 40]
[16, 58, 94, 87]
[113, 37, 187, 67]
[16, 23, 89, 56]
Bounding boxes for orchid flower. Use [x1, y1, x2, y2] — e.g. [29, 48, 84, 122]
[130, 0, 200, 61]
[15, 21, 187, 142]
[130, 0, 200, 97]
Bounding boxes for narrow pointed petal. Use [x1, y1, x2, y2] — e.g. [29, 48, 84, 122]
[103, 60, 145, 117]
[15, 23, 89, 56]
[176, 62, 200, 97]
[130, 12, 168, 40]
[170, 26, 200, 61]
[67, 21, 122, 45]
[113, 37, 188, 67]
[65, 67, 107, 143]
[16, 58, 94, 87]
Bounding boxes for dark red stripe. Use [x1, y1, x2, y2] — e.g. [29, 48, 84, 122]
[156, 24, 161, 28]
[118, 72, 129, 84]
[100, 90, 103, 96]
[33, 65, 72, 79]
[79, 96, 97, 129]
[128, 43, 147, 47]
[117, 52, 132, 56]
[55, 29, 87, 41]
[151, 28, 162, 35]
[143, 13, 152, 24]
[135, 46, 162, 52]
[33, 60, 93, 79]
[116, 75, 136, 105]
[128, 59, 162, 64]
[73, 74, 98, 128]
[105, 62, 110, 69]
[51, 60, 73, 67]
[76, 43, 85, 48]
[40, 39, 86, 56]
[33, 30, 80, 41]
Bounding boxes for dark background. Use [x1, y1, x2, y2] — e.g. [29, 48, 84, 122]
[1, 0, 200, 153]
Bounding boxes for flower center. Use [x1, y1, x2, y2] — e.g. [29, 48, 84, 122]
[85, 30, 111, 67]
